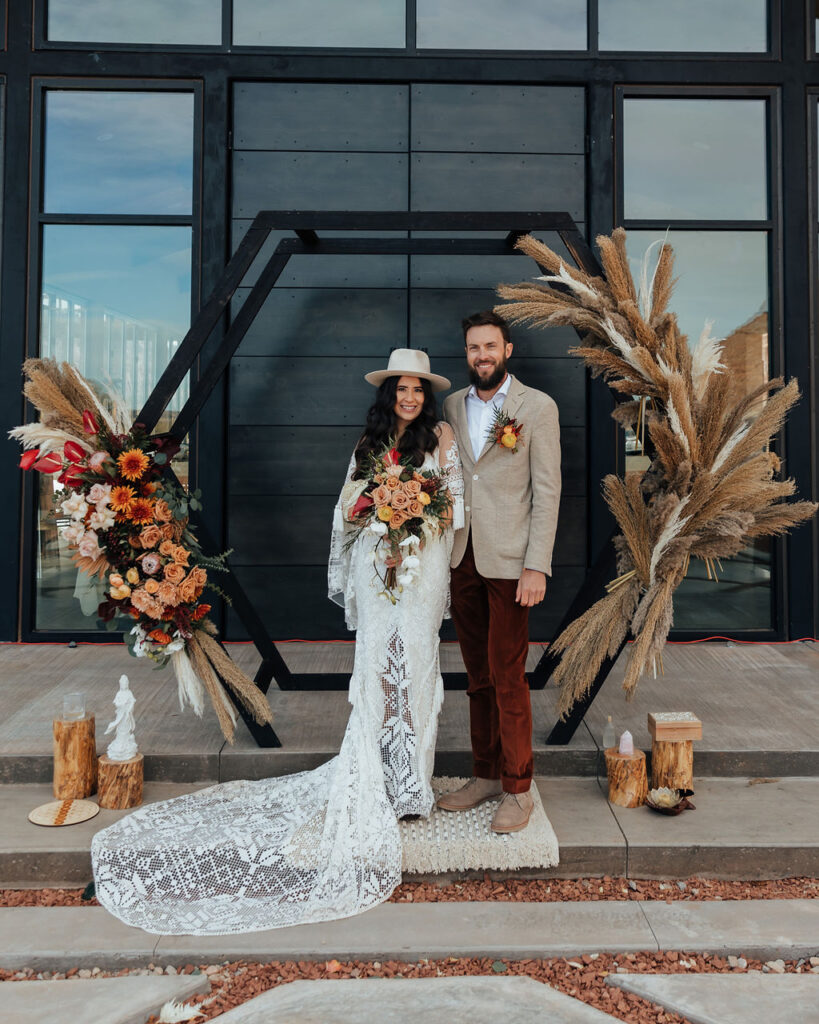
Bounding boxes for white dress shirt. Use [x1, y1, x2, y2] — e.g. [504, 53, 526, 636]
[465, 373, 511, 461]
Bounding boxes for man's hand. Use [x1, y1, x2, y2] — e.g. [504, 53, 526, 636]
[515, 568, 547, 607]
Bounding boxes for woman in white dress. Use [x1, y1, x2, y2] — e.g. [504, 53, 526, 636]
[91, 349, 463, 935]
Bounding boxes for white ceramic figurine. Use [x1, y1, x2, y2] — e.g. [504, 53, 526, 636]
[104, 674, 138, 762]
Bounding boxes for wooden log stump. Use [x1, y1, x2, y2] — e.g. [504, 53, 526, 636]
[53, 716, 97, 799]
[651, 740, 694, 791]
[604, 748, 648, 808]
[98, 753, 144, 810]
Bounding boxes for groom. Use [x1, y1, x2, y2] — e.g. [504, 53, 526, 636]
[438, 310, 562, 833]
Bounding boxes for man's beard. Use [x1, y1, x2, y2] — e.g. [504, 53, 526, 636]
[468, 358, 507, 390]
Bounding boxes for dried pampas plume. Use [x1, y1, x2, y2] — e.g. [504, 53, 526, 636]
[496, 229, 817, 712]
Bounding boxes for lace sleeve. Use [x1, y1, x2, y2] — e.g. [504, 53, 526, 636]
[328, 449, 359, 629]
[438, 423, 465, 530]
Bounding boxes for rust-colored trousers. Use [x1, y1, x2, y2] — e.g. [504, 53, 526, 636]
[449, 534, 533, 793]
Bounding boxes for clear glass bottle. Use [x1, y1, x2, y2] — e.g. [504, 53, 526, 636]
[602, 715, 615, 751]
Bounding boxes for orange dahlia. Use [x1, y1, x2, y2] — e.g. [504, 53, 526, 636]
[110, 485, 136, 513]
[117, 448, 150, 481]
[147, 628, 172, 645]
[127, 497, 155, 524]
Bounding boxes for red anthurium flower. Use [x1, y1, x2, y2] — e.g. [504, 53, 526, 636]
[63, 464, 84, 484]
[352, 493, 375, 518]
[384, 447, 400, 466]
[33, 452, 63, 474]
[63, 440, 86, 463]
[19, 449, 40, 470]
[82, 410, 100, 434]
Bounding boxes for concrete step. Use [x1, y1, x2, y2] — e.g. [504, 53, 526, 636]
[606, 973, 819, 1024]
[2, 776, 817, 887]
[1, 900, 817, 971]
[4, 973, 209, 1024]
[207, 976, 620, 1023]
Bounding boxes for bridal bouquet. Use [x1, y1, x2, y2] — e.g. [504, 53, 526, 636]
[341, 443, 452, 601]
[10, 358, 272, 742]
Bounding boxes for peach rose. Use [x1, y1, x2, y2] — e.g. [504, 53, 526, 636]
[160, 523, 175, 540]
[405, 479, 422, 497]
[178, 578, 198, 603]
[407, 499, 424, 517]
[144, 578, 160, 594]
[139, 524, 162, 548]
[172, 545, 190, 566]
[389, 510, 407, 529]
[156, 581, 180, 607]
[390, 489, 410, 511]
[164, 562, 186, 584]
[153, 499, 173, 522]
[372, 484, 391, 507]
[385, 476, 400, 490]
[128, 534, 142, 548]
[108, 573, 124, 588]
[189, 566, 208, 586]
[159, 539, 176, 556]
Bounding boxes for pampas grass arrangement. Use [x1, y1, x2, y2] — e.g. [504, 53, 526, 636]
[496, 229, 817, 715]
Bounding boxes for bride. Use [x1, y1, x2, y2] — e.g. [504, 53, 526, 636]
[91, 349, 463, 935]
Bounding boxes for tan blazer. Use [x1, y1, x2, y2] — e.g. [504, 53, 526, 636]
[443, 374, 561, 580]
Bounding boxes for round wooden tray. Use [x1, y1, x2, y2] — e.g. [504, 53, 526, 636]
[28, 798, 100, 827]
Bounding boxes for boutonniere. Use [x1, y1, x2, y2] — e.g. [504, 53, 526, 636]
[490, 408, 524, 453]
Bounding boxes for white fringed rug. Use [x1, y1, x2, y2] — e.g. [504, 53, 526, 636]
[399, 777, 559, 874]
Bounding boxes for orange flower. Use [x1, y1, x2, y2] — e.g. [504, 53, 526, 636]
[127, 497, 155, 524]
[391, 490, 410, 511]
[172, 545, 191, 566]
[189, 566, 208, 586]
[407, 499, 424, 517]
[405, 479, 422, 497]
[110, 485, 136, 513]
[389, 510, 407, 529]
[192, 603, 211, 621]
[372, 485, 391, 507]
[178, 578, 198, 604]
[144, 578, 160, 595]
[156, 581, 180, 607]
[377, 505, 393, 522]
[160, 523, 175, 540]
[385, 476, 400, 491]
[419, 492, 431, 506]
[139, 524, 162, 548]
[147, 628, 172, 645]
[153, 499, 173, 523]
[145, 598, 165, 619]
[164, 562, 186, 585]
[159, 539, 176, 556]
[117, 448, 150, 481]
[128, 534, 142, 548]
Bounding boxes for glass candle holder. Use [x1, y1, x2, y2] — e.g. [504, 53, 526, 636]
[62, 692, 86, 721]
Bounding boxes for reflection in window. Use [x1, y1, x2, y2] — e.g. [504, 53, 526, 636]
[600, 0, 767, 53]
[44, 92, 194, 215]
[47, 0, 221, 45]
[417, 0, 586, 50]
[626, 230, 772, 630]
[36, 226, 192, 630]
[233, 0, 405, 47]
[623, 99, 768, 221]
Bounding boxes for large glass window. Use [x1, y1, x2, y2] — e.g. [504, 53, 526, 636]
[47, 0, 221, 45]
[233, 0, 405, 48]
[623, 99, 768, 221]
[35, 89, 195, 632]
[599, 0, 767, 53]
[416, 0, 586, 50]
[620, 95, 774, 632]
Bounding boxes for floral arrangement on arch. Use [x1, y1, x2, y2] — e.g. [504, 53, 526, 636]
[495, 229, 817, 715]
[340, 443, 452, 600]
[10, 358, 272, 742]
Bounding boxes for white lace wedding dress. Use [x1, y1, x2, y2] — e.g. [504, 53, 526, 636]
[90, 429, 463, 935]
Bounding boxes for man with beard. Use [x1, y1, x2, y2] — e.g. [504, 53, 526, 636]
[438, 309, 562, 832]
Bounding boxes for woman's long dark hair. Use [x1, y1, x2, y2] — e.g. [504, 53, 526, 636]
[353, 376, 439, 479]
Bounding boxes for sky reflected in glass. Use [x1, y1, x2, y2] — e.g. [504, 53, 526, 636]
[624, 99, 768, 221]
[48, 0, 221, 44]
[234, 0, 405, 47]
[44, 91, 194, 215]
[417, 0, 586, 49]
[600, 0, 766, 52]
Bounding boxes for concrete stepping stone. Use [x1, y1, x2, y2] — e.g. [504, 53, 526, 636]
[3, 973, 209, 1024]
[607, 972, 819, 1024]
[207, 976, 620, 1023]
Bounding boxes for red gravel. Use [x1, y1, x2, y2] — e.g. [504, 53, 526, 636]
[2, 876, 816, 907]
[5, 954, 812, 1024]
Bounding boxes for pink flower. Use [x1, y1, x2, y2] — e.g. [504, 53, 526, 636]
[88, 452, 109, 472]
[78, 531, 102, 558]
[88, 483, 111, 505]
[141, 552, 161, 575]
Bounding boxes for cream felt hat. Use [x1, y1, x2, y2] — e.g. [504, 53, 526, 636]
[364, 348, 451, 392]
